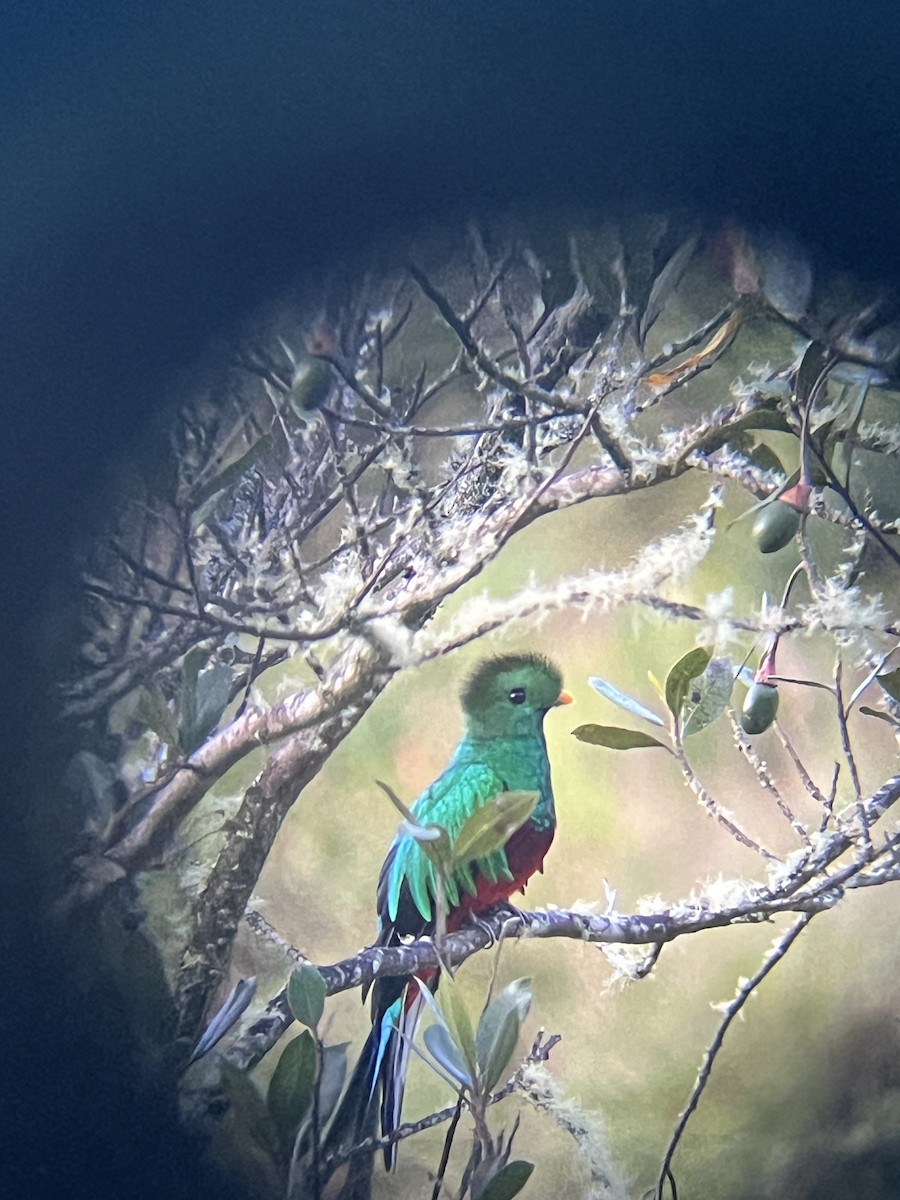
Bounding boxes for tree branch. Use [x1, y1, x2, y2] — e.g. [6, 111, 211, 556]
[226, 769, 900, 1071]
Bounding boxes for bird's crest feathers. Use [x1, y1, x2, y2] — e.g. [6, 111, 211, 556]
[461, 653, 563, 715]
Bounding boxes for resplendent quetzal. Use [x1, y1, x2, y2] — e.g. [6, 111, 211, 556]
[325, 653, 571, 1197]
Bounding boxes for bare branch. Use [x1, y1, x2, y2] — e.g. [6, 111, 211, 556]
[63, 638, 386, 909]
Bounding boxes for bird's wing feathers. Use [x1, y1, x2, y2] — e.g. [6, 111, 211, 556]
[382, 762, 512, 925]
[371, 762, 510, 1170]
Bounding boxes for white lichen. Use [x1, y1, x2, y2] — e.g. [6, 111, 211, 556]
[519, 1062, 630, 1200]
[799, 578, 889, 656]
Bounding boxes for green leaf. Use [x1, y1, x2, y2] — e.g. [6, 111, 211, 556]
[452, 792, 538, 868]
[181, 646, 206, 688]
[481, 1005, 520, 1094]
[423, 1023, 473, 1088]
[729, 467, 802, 527]
[827, 439, 854, 488]
[412, 823, 454, 881]
[665, 647, 712, 721]
[640, 233, 699, 344]
[185, 663, 233, 751]
[135, 685, 181, 749]
[413, 976, 453, 1032]
[678, 408, 792, 464]
[588, 676, 665, 726]
[795, 340, 832, 405]
[571, 724, 667, 751]
[859, 705, 900, 726]
[177, 649, 233, 752]
[476, 978, 532, 1094]
[287, 964, 327, 1030]
[266, 1030, 316, 1142]
[681, 656, 735, 737]
[747, 442, 786, 476]
[175, 648, 204, 751]
[441, 976, 478, 1078]
[220, 1061, 283, 1163]
[317, 1043, 348, 1124]
[475, 1160, 535, 1200]
[877, 668, 900, 705]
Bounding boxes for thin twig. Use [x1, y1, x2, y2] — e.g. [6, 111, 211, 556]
[729, 711, 811, 846]
[655, 912, 815, 1200]
[774, 720, 832, 812]
[430, 1094, 464, 1200]
[671, 734, 780, 864]
[834, 657, 870, 848]
[235, 637, 266, 719]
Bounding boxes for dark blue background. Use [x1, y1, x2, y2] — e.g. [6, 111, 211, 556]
[3, 3, 899, 1198]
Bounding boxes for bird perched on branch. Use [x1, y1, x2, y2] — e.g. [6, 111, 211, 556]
[324, 653, 571, 1198]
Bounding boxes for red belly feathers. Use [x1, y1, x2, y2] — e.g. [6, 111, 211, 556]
[446, 821, 554, 932]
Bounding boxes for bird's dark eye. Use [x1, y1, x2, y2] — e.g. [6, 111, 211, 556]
[508, 687, 527, 705]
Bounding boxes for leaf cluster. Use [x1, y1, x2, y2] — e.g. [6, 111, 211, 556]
[136, 647, 233, 757]
[421, 975, 533, 1099]
[419, 976, 536, 1200]
[575, 646, 742, 754]
[220, 964, 346, 1174]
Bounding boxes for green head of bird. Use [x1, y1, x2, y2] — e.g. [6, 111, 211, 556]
[461, 654, 572, 741]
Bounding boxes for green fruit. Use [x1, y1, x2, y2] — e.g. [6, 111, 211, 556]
[290, 357, 334, 414]
[740, 683, 779, 734]
[751, 500, 800, 553]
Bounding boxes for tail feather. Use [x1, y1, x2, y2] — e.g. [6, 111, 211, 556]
[324, 974, 436, 1194]
[380, 989, 424, 1170]
[320, 1026, 380, 1200]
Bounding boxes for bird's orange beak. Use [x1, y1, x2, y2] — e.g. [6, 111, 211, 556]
[555, 690, 574, 706]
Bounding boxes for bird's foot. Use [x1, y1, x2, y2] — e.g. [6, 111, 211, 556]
[467, 911, 498, 946]
[468, 901, 527, 945]
[491, 899, 527, 922]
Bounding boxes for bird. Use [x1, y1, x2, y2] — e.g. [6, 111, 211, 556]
[322, 653, 571, 1198]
